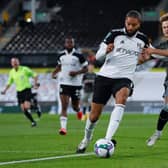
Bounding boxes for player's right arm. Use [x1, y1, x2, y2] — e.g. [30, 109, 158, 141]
[52, 65, 61, 79]
[96, 31, 115, 60]
[1, 71, 13, 94]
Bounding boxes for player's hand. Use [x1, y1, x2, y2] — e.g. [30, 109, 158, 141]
[106, 43, 114, 54]
[141, 48, 151, 60]
[69, 71, 78, 77]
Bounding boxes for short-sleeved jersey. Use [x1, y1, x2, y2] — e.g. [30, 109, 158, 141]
[7, 66, 37, 91]
[57, 48, 88, 86]
[97, 28, 149, 80]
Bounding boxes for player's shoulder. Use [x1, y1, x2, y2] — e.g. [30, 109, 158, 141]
[72, 49, 84, 58]
[103, 28, 125, 43]
[109, 28, 125, 36]
[136, 31, 149, 43]
[58, 50, 66, 57]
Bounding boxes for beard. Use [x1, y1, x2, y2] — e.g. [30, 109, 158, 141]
[125, 27, 138, 37]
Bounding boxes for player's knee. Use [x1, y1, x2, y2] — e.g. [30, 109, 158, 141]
[89, 113, 99, 122]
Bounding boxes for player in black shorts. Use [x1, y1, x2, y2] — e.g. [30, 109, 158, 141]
[52, 36, 88, 135]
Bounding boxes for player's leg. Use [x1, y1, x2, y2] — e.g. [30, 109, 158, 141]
[31, 93, 42, 118]
[22, 101, 37, 127]
[81, 92, 90, 121]
[76, 76, 111, 153]
[105, 87, 129, 140]
[147, 96, 168, 146]
[105, 78, 133, 141]
[59, 94, 69, 135]
[71, 86, 83, 120]
[18, 89, 36, 127]
[147, 83, 168, 146]
[76, 102, 103, 153]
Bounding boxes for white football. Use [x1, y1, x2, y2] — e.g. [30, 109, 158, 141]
[94, 138, 115, 158]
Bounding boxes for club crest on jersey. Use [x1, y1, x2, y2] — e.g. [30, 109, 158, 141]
[120, 40, 124, 44]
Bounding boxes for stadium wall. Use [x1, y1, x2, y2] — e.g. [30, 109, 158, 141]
[0, 71, 165, 114]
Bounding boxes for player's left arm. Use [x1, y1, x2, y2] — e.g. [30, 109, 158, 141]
[25, 67, 39, 88]
[144, 47, 168, 58]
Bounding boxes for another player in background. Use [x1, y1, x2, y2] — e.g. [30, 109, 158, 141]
[143, 13, 168, 146]
[76, 10, 150, 153]
[81, 64, 96, 121]
[1, 57, 40, 127]
[52, 36, 88, 135]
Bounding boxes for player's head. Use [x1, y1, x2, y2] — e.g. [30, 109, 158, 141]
[160, 13, 168, 38]
[64, 36, 75, 52]
[125, 10, 142, 36]
[11, 57, 20, 69]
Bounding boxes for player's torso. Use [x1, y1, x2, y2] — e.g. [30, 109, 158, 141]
[59, 53, 83, 86]
[11, 66, 31, 90]
[99, 33, 146, 80]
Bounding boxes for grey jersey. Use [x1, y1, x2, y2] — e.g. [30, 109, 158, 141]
[154, 40, 168, 82]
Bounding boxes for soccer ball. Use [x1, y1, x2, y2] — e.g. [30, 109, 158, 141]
[94, 138, 115, 158]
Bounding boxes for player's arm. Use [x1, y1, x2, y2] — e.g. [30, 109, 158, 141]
[25, 67, 39, 88]
[1, 84, 11, 95]
[1, 71, 13, 94]
[52, 65, 61, 79]
[144, 47, 168, 58]
[69, 60, 88, 77]
[96, 42, 114, 60]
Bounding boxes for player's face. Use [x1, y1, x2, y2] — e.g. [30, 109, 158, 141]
[125, 17, 141, 36]
[162, 20, 168, 38]
[64, 38, 74, 50]
[11, 58, 20, 68]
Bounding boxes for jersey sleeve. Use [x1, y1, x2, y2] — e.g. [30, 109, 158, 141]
[74, 52, 88, 67]
[24, 66, 37, 77]
[103, 31, 115, 44]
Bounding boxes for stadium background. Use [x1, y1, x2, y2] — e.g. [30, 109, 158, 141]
[0, 0, 167, 114]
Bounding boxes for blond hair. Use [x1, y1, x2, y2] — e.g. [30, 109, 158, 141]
[160, 13, 168, 23]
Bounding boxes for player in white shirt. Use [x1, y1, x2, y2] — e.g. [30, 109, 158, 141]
[76, 10, 150, 153]
[52, 36, 88, 135]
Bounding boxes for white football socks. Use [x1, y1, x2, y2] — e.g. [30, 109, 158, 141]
[60, 116, 68, 129]
[105, 104, 125, 140]
[84, 118, 97, 141]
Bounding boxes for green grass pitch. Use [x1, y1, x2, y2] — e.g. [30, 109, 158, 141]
[0, 113, 168, 168]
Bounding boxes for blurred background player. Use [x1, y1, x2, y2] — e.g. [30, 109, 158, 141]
[81, 64, 96, 121]
[76, 10, 150, 153]
[143, 13, 168, 146]
[1, 57, 40, 127]
[52, 36, 88, 135]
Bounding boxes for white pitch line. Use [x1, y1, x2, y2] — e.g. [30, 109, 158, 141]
[0, 152, 94, 166]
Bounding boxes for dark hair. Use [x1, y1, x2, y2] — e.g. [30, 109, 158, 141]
[126, 10, 142, 22]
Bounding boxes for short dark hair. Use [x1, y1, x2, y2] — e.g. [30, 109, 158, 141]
[126, 10, 142, 22]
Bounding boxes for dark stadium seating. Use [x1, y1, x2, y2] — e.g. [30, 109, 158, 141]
[0, 0, 161, 67]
